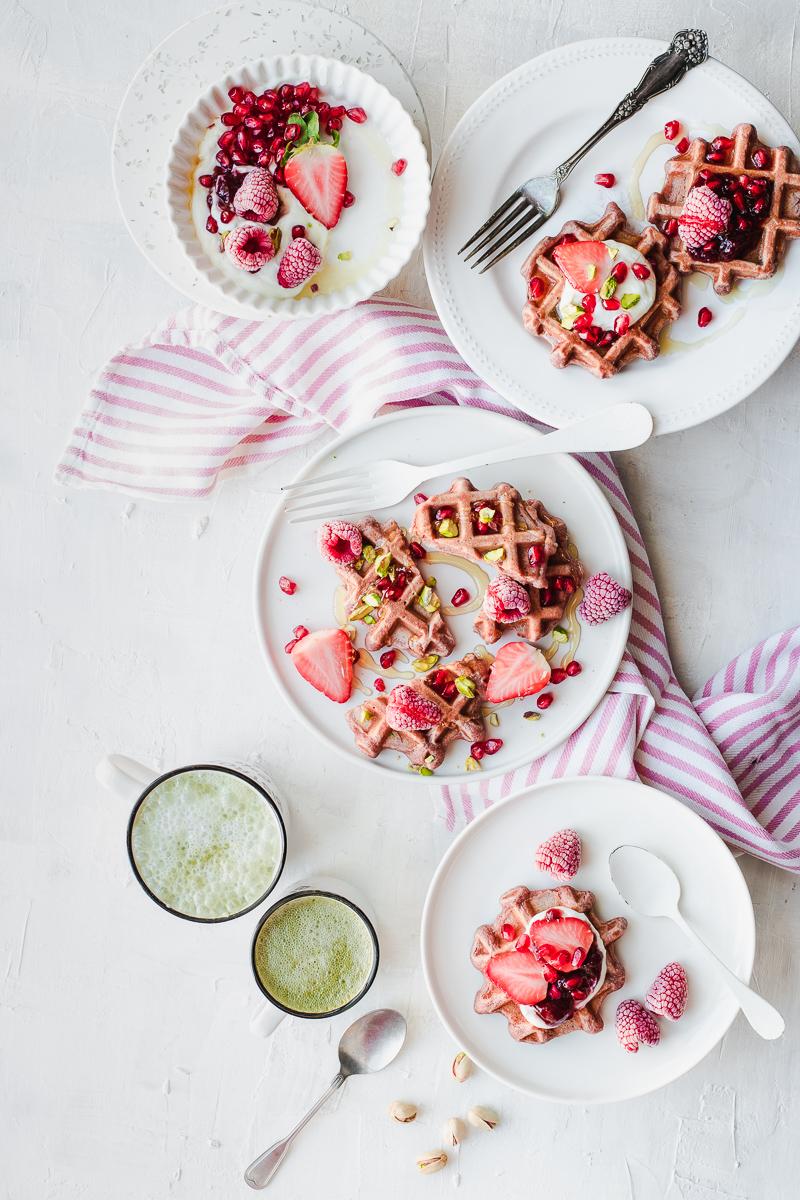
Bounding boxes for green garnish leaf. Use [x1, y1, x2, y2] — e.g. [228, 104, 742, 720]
[306, 111, 320, 141]
[331, 128, 340, 148]
[620, 292, 641, 310]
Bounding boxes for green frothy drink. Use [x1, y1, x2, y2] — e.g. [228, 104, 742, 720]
[254, 894, 376, 1014]
[130, 769, 283, 920]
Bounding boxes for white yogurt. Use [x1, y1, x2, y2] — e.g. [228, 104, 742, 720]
[518, 907, 607, 1030]
[558, 239, 657, 332]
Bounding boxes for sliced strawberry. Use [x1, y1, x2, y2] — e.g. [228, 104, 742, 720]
[529, 915, 594, 971]
[485, 642, 550, 703]
[486, 948, 549, 1005]
[285, 143, 348, 229]
[290, 628, 353, 703]
[552, 239, 610, 293]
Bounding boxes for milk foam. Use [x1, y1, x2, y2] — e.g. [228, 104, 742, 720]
[130, 770, 282, 919]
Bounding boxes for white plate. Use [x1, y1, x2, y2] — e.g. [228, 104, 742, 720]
[253, 406, 631, 782]
[424, 37, 800, 434]
[421, 776, 755, 1102]
[113, 1, 430, 320]
[166, 54, 430, 319]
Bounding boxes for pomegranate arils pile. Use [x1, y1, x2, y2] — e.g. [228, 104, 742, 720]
[213, 82, 359, 171]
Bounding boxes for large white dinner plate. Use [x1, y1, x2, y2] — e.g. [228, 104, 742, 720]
[424, 37, 800, 434]
[254, 407, 631, 782]
[421, 777, 756, 1103]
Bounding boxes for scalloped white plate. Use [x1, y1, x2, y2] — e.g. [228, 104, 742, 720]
[424, 37, 800, 433]
[167, 54, 429, 318]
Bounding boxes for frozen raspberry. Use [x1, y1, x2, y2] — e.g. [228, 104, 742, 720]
[678, 185, 732, 253]
[483, 576, 531, 624]
[318, 520, 362, 566]
[385, 684, 442, 732]
[233, 167, 279, 222]
[616, 999, 661, 1053]
[646, 962, 688, 1021]
[277, 237, 322, 289]
[534, 828, 581, 881]
[225, 225, 276, 272]
[578, 572, 632, 626]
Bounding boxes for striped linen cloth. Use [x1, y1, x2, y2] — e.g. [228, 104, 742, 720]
[57, 300, 800, 872]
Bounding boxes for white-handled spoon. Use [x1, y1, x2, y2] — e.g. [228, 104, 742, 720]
[609, 845, 784, 1040]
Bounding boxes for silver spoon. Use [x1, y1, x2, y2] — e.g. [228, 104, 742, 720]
[244, 1008, 407, 1189]
[609, 845, 784, 1040]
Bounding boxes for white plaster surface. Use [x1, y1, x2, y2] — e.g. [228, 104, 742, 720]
[2, 1, 799, 1197]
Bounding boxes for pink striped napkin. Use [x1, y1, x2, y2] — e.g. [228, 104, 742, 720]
[57, 300, 800, 872]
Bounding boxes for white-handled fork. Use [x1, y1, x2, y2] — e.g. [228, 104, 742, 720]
[282, 401, 653, 523]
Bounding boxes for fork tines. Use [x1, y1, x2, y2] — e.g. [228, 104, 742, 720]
[459, 189, 546, 271]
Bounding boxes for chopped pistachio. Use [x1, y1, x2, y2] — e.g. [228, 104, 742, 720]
[455, 675, 476, 699]
[478, 507, 495, 524]
[418, 586, 440, 613]
[349, 601, 372, 621]
[559, 301, 584, 330]
[488, 711, 500, 727]
[608, 244, 619, 259]
[424, 753, 436, 767]
[353, 557, 364, 572]
[586, 263, 597, 279]
[465, 755, 481, 772]
[425, 577, 437, 588]
[362, 544, 377, 563]
[337, 250, 352, 261]
[483, 547, 505, 563]
[360, 707, 373, 725]
[620, 292, 641, 309]
[418, 767, 433, 777]
[438, 518, 459, 538]
[412, 654, 439, 672]
[363, 613, 377, 625]
[600, 276, 617, 300]
[523, 710, 541, 721]
[363, 591, 382, 607]
[551, 626, 569, 643]
[374, 550, 392, 578]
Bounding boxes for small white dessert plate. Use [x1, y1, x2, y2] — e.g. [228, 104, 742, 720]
[421, 776, 756, 1103]
[167, 54, 430, 318]
[253, 406, 631, 782]
[424, 37, 800, 434]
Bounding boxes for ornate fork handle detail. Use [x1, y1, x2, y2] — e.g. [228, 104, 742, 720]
[554, 29, 709, 184]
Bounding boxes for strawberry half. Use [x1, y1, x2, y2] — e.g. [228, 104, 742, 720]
[285, 143, 348, 229]
[486, 948, 549, 1005]
[552, 238, 610, 292]
[529, 914, 594, 970]
[485, 642, 551, 703]
[290, 627, 353, 703]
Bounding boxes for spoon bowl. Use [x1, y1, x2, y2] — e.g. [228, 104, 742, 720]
[609, 844, 682, 917]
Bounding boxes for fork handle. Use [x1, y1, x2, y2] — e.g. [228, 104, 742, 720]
[554, 29, 708, 184]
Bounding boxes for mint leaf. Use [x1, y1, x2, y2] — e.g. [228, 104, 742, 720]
[331, 129, 340, 148]
[306, 111, 320, 141]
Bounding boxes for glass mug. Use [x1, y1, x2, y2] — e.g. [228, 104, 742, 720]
[96, 754, 288, 923]
[250, 876, 379, 1037]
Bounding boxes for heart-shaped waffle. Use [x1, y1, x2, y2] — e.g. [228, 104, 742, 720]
[471, 885, 627, 1044]
[646, 123, 800, 294]
[520, 202, 682, 378]
[347, 652, 489, 769]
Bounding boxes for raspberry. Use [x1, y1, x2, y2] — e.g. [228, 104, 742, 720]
[317, 520, 362, 566]
[645, 962, 688, 1021]
[678, 185, 732, 253]
[534, 828, 581, 881]
[616, 999, 661, 1053]
[385, 684, 442, 732]
[233, 167, 279, 222]
[578, 572, 632, 626]
[276, 237, 322, 289]
[225, 225, 276, 272]
[483, 576, 531, 624]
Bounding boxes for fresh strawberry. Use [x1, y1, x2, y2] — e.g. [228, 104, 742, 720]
[535, 828, 581, 881]
[616, 999, 661, 1053]
[385, 684, 442, 732]
[285, 143, 348, 229]
[290, 628, 353, 703]
[552, 239, 610, 293]
[485, 642, 551, 703]
[486, 948, 549, 1006]
[529, 913, 594, 970]
[645, 962, 688, 1021]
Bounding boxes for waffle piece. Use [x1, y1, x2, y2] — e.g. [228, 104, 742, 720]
[646, 123, 800, 294]
[332, 517, 454, 658]
[471, 885, 627, 1044]
[410, 478, 561, 587]
[474, 500, 583, 644]
[347, 653, 490, 769]
[520, 202, 682, 378]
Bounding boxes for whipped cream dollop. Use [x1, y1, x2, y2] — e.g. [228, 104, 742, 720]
[519, 906, 607, 1030]
[558, 239, 657, 333]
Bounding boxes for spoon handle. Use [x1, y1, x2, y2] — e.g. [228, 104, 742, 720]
[244, 1072, 346, 1189]
[673, 911, 785, 1040]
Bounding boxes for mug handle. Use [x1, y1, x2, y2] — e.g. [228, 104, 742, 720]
[96, 754, 159, 802]
[250, 1000, 287, 1038]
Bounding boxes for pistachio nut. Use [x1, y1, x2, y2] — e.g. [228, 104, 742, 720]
[443, 1117, 466, 1147]
[451, 1051, 473, 1082]
[468, 1104, 498, 1131]
[416, 1151, 447, 1175]
[388, 1100, 417, 1124]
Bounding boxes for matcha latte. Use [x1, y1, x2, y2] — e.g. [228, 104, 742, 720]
[129, 768, 284, 920]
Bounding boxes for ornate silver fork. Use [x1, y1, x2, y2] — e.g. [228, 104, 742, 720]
[460, 29, 709, 272]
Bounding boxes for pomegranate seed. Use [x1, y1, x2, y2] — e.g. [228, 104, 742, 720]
[664, 119, 680, 141]
[710, 136, 733, 153]
[274, 167, 286, 185]
[614, 313, 631, 335]
[528, 276, 545, 300]
[594, 172, 615, 188]
[548, 982, 562, 1000]
[545, 909, 561, 922]
[409, 541, 425, 560]
[736, 216, 751, 232]
[413, 492, 428, 504]
[230, 149, 248, 165]
[631, 262, 650, 280]
[219, 129, 237, 150]
[540, 588, 554, 606]
[739, 174, 752, 188]
[470, 742, 485, 760]
[292, 224, 306, 239]
[257, 153, 270, 166]
[752, 147, 770, 169]
[206, 215, 218, 234]
[573, 313, 592, 333]
[599, 331, 616, 348]
[451, 587, 470, 608]
[284, 638, 298, 655]
[585, 325, 601, 345]
[664, 218, 678, 236]
[215, 150, 231, 167]
[379, 651, 397, 672]
[220, 111, 239, 127]
[611, 261, 628, 283]
[279, 84, 294, 100]
[391, 158, 407, 176]
[566, 660, 582, 677]
[280, 574, 297, 598]
[198, 174, 214, 188]
[698, 306, 713, 328]
[601, 297, 620, 310]
[374, 677, 385, 693]
[295, 82, 310, 100]
[676, 136, 690, 154]
[317, 101, 330, 120]
[581, 293, 596, 312]
[219, 207, 234, 223]
[435, 506, 456, 520]
[572, 989, 588, 1002]
[228, 85, 246, 104]
[558, 233, 577, 245]
[564, 975, 581, 990]
[343, 190, 355, 208]
[285, 124, 302, 141]
[706, 150, 726, 163]
[329, 117, 343, 131]
[543, 966, 558, 983]
[243, 115, 264, 130]
[753, 196, 769, 215]
[528, 544, 545, 566]
[537, 692, 553, 710]
[233, 102, 251, 119]
[482, 739, 503, 755]
[501, 923, 515, 941]
[515, 934, 531, 951]
[293, 625, 309, 640]
[550, 667, 567, 684]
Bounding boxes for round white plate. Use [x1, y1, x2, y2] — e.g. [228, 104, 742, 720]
[253, 406, 631, 782]
[113, 1, 430, 320]
[424, 37, 800, 434]
[421, 776, 755, 1103]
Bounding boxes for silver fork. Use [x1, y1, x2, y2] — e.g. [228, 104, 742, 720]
[281, 401, 652, 523]
[460, 28, 708, 272]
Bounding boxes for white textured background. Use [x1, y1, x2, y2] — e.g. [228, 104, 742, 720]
[2, 1, 799, 1197]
